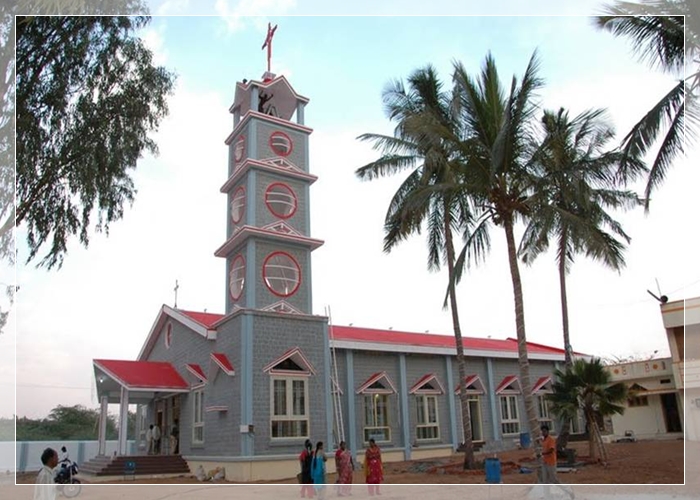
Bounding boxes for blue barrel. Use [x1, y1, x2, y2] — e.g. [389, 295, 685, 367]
[519, 432, 531, 449]
[485, 458, 501, 484]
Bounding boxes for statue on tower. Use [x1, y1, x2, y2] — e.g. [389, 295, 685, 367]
[261, 22, 278, 74]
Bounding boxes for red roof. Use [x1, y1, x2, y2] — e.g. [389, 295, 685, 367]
[211, 352, 235, 375]
[495, 375, 520, 394]
[94, 359, 189, 390]
[179, 310, 224, 328]
[330, 325, 566, 355]
[186, 363, 207, 382]
[533, 376, 552, 392]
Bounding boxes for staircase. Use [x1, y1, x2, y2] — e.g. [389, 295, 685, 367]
[80, 454, 190, 477]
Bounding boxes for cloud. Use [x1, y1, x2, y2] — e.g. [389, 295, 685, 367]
[214, 0, 297, 34]
[155, 0, 191, 15]
[140, 22, 169, 67]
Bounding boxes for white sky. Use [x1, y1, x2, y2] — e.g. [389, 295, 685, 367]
[4, 1, 699, 419]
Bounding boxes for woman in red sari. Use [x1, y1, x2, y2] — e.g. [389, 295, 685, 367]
[335, 441, 353, 496]
[364, 438, 383, 496]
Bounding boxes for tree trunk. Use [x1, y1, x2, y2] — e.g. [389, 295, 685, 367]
[503, 216, 542, 457]
[586, 411, 598, 461]
[444, 204, 475, 470]
[556, 240, 573, 451]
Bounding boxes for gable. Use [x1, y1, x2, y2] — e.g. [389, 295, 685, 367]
[356, 372, 397, 394]
[496, 375, 521, 395]
[532, 376, 553, 394]
[410, 374, 445, 395]
[454, 375, 486, 395]
[263, 347, 316, 376]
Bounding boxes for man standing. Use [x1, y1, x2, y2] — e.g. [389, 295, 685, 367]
[34, 447, 58, 500]
[539, 425, 560, 484]
[146, 424, 154, 455]
[153, 423, 162, 454]
[170, 419, 179, 455]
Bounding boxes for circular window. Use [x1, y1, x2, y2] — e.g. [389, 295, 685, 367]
[165, 322, 172, 349]
[269, 131, 293, 157]
[229, 254, 246, 301]
[263, 252, 301, 297]
[234, 136, 246, 163]
[230, 186, 245, 224]
[265, 183, 297, 219]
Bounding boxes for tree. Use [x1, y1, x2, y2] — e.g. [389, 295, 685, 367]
[356, 66, 481, 469]
[16, 404, 137, 441]
[596, 1, 699, 210]
[548, 358, 628, 462]
[450, 51, 545, 453]
[15, 15, 175, 269]
[520, 107, 643, 451]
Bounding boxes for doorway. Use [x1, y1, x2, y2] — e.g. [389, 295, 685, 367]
[468, 399, 483, 442]
[661, 393, 683, 433]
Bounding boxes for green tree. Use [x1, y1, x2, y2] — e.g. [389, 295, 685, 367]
[596, 1, 699, 209]
[548, 358, 628, 462]
[15, 15, 175, 269]
[356, 66, 481, 469]
[520, 107, 643, 450]
[450, 51, 545, 452]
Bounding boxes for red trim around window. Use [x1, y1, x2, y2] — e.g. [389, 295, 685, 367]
[234, 135, 246, 163]
[269, 130, 294, 157]
[262, 251, 301, 298]
[230, 186, 245, 224]
[264, 182, 298, 219]
[165, 322, 172, 349]
[229, 254, 246, 301]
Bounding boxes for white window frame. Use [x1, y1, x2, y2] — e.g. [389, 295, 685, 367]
[537, 394, 552, 426]
[270, 376, 309, 439]
[500, 395, 520, 436]
[192, 390, 204, 444]
[415, 395, 440, 441]
[363, 394, 391, 443]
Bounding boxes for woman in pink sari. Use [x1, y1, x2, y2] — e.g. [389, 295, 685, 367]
[364, 438, 383, 496]
[335, 441, 353, 496]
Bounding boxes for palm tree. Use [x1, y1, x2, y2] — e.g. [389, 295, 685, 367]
[520, 107, 644, 450]
[596, 1, 699, 210]
[449, 51, 545, 451]
[355, 66, 480, 469]
[548, 358, 628, 462]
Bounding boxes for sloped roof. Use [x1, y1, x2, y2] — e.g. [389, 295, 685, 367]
[180, 310, 224, 329]
[94, 359, 189, 391]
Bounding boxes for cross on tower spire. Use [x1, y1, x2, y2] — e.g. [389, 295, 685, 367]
[261, 22, 278, 73]
[173, 279, 179, 308]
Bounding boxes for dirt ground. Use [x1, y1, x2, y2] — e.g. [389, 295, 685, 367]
[14, 439, 684, 485]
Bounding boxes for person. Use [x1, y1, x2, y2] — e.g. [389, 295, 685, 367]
[153, 423, 162, 454]
[58, 446, 69, 464]
[364, 438, 383, 496]
[34, 447, 58, 500]
[539, 425, 560, 485]
[311, 441, 327, 499]
[170, 419, 179, 455]
[335, 440, 353, 496]
[258, 91, 274, 113]
[299, 439, 314, 498]
[146, 424, 154, 455]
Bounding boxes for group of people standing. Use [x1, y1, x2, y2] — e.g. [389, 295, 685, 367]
[298, 438, 384, 498]
[145, 420, 179, 455]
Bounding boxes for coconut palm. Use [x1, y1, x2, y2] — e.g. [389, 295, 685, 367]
[449, 51, 545, 450]
[596, 0, 699, 210]
[548, 358, 628, 462]
[520, 107, 644, 450]
[355, 66, 483, 469]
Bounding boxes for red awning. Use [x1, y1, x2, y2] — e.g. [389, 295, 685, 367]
[186, 363, 207, 382]
[532, 376, 552, 393]
[94, 359, 189, 391]
[211, 352, 235, 375]
[496, 375, 521, 394]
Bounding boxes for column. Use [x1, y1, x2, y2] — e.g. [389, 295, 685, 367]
[118, 387, 129, 455]
[445, 357, 458, 450]
[486, 359, 500, 440]
[323, 322, 334, 451]
[345, 350, 357, 458]
[296, 102, 305, 125]
[251, 86, 259, 114]
[240, 312, 254, 456]
[98, 395, 108, 456]
[398, 354, 411, 460]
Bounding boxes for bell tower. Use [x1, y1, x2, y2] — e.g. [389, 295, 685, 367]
[216, 72, 323, 315]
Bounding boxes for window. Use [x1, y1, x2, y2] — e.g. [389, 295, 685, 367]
[263, 252, 301, 297]
[628, 396, 649, 407]
[164, 323, 172, 349]
[265, 183, 297, 219]
[500, 395, 520, 435]
[416, 395, 439, 441]
[364, 394, 391, 443]
[192, 390, 204, 444]
[230, 186, 245, 224]
[537, 395, 552, 425]
[229, 254, 245, 301]
[271, 377, 308, 438]
[234, 136, 246, 163]
[138, 405, 147, 440]
[269, 131, 293, 157]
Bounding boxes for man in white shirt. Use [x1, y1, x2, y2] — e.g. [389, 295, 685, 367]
[146, 424, 154, 455]
[153, 423, 162, 454]
[34, 447, 58, 500]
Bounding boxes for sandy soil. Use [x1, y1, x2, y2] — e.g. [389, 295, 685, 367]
[14, 439, 684, 485]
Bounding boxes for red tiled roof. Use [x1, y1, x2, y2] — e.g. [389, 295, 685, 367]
[186, 363, 207, 382]
[94, 359, 189, 390]
[532, 376, 552, 392]
[211, 352, 235, 375]
[455, 374, 486, 394]
[330, 325, 567, 355]
[409, 373, 444, 394]
[179, 310, 224, 328]
[356, 371, 397, 394]
[495, 375, 520, 394]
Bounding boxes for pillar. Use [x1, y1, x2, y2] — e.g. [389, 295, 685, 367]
[118, 387, 129, 455]
[98, 395, 108, 456]
[296, 102, 305, 125]
[486, 359, 500, 440]
[445, 356, 458, 450]
[345, 350, 357, 457]
[398, 354, 411, 460]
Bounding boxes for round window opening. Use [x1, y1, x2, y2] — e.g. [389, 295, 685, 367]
[265, 183, 297, 219]
[229, 254, 245, 301]
[234, 136, 246, 163]
[165, 323, 172, 349]
[269, 131, 293, 157]
[230, 187, 245, 224]
[263, 252, 301, 297]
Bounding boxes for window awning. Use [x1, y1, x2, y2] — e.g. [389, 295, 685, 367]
[93, 359, 190, 404]
[454, 374, 486, 395]
[496, 375, 521, 395]
[356, 371, 397, 394]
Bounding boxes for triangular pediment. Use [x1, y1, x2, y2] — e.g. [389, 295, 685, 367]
[263, 347, 316, 376]
[262, 221, 302, 237]
[260, 157, 304, 173]
[532, 376, 553, 394]
[496, 375, 521, 395]
[454, 375, 486, 395]
[356, 372, 397, 394]
[261, 300, 303, 315]
[410, 374, 445, 394]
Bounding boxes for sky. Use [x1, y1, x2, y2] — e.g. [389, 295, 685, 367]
[4, 0, 699, 419]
